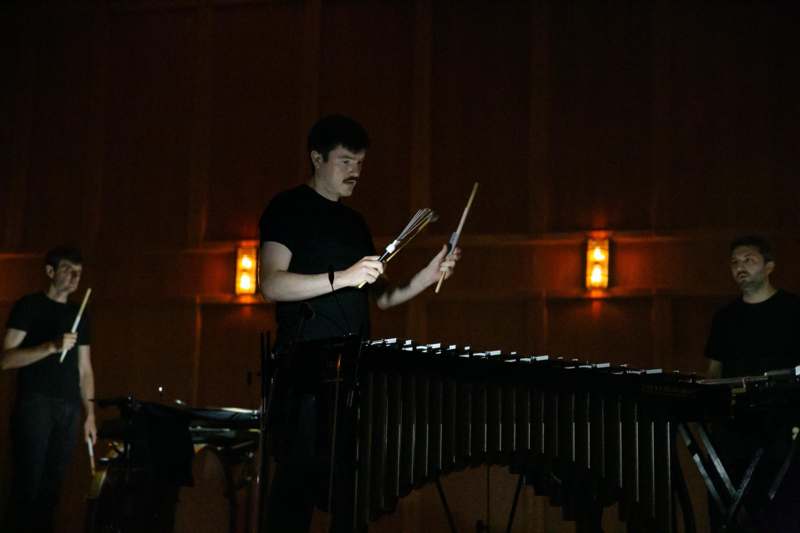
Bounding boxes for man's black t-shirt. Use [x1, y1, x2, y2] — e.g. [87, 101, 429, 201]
[705, 289, 800, 378]
[6, 292, 91, 401]
[259, 184, 376, 350]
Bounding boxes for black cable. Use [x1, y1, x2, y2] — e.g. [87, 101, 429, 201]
[328, 265, 353, 335]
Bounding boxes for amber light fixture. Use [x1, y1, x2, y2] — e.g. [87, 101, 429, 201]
[585, 237, 610, 291]
[235, 246, 258, 295]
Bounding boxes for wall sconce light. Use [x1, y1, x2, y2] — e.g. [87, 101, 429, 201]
[585, 237, 610, 290]
[236, 245, 258, 295]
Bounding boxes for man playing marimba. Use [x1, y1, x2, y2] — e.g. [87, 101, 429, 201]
[258, 114, 461, 532]
[706, 235, 800, 531]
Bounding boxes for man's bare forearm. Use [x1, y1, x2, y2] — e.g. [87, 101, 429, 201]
[80, 367, 95, 417]
[260, 270, 349, 302]
[377, 245, 458, 310]
[376, 270, 429, 310]
[0, 342, 57, 370]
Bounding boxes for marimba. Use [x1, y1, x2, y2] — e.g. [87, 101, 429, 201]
[274, 336, 731, 533]
[87, 398, 260, 533]
[681, 368, 800, 530]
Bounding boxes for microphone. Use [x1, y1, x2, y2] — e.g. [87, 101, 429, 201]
[328, 265, 353, 335]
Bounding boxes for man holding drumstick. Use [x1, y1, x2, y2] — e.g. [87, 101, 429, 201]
[260, 115, 462, 351]
[259, 115, 462, 533]
[704, 236, 800, 531]
[1, 246, 96, 533]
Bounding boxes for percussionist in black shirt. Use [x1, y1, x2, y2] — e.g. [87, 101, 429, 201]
[705, 235, 800, 531]
[258, 115, 460, 532]
[1, 246, 97, 533]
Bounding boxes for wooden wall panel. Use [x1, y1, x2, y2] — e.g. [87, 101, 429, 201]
[90, 302, 197, 404]
[98, 9, 197, 249]
[654, 4, 795, 231]
[370, 303, 408, 342]
[546, 298, 654, 367]
[205, 3, 307, 242]
[319, 2, 416, 238]
[197, 303, 273, 408]
[528, 241, 584, 291]
[670, 295, 730, 375]
[21, 12, 95, 250]
[387, 239, 583, 299]
[430, 2, 532, 235]
[548, 3, 653, 232]
[0, 255, 43, 302]
[420, 242, 541, 296]
[398, 239, 587, 296]
[613, 238, 730, 292]
[767, 5, 800, 232]
[0, 8, 34, 251]
[426, 300, 530, 350]
[87, 249, 235, 302]
[769, 236, 800, 293]
[0, 7, 21, 186]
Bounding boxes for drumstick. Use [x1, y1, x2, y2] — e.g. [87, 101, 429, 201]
[59, 288, 92, 363]
[357, 209, 438, 289]
[86, 437, 95, 476]
[435, 182, 478, 293]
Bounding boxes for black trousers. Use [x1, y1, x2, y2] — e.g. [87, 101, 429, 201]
[6, 394, 81, 533]
[265, 392, 358, 533]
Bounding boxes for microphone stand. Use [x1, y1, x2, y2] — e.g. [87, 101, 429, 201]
[257, 304, 313, 533]
[257, 331, 272, 533]
[326, 335, 364, 532]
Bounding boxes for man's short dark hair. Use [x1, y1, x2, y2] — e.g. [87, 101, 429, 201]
[45, 246, 83, 269]
[307, 114, 370, 165]
[730, 235, 774, 263]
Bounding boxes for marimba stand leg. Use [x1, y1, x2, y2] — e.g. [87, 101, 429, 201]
[724, 449, 762, 527]
[677, 423, 763, 531]
[435, 475, 460, 533]
[504, 474, 525, 533]
[767, 427, 799, 500]
[670, 447, 696, 533]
